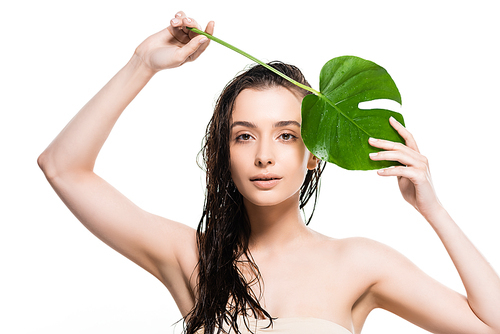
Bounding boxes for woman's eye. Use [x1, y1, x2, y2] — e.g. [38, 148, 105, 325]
[279, 133, 296, 141]
[236, 134, 252, 141]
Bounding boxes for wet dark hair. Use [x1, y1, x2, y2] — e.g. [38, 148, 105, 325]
[184, 61, 326, 334]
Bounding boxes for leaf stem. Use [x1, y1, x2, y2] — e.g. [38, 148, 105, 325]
[187, 27, 321, 96]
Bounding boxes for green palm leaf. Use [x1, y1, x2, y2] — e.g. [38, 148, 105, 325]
[302, 56, 404, 170]
[188, 27, 405, 170]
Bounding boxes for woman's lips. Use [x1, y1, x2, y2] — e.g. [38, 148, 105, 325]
[250, 174, 281, 189]
[250, 178, 282, 189]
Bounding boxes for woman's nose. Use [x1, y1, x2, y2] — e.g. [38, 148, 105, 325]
[254, 142, 275, 167]
[255, 157, 274, 167]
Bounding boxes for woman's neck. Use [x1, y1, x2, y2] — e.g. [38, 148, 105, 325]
[244, 193, 311, 254]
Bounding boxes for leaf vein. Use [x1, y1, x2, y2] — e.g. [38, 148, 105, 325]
[320, 95, 373, 138]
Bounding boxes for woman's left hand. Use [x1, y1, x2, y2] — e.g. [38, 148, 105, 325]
[368, 117, 443, 220]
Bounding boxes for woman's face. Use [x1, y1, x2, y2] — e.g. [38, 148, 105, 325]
[229, 87, 317, 207]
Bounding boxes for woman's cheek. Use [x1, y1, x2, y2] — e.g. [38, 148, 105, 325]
[229, 150, 245, 188]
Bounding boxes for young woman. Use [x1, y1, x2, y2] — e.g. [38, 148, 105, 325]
[38, 11, 500, 334]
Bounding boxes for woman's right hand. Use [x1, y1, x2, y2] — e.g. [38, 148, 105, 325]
[134, 11, 214, 72]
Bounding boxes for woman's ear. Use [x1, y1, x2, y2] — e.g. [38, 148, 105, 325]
[307, 153, 320, 170]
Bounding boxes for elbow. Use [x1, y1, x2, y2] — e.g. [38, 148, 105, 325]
[37, 151, 55, 179]
[37, 151, 47, 171]
[38, 150, 93, 181]
[37, 150, 62, 180]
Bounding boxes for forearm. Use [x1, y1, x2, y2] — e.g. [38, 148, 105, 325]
[427, 207, 500, 329]
[38, 53, 155, 177]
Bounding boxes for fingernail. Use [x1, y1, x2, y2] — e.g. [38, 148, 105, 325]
[172, 18, 179, 24]
[369, 152, 378, 158]
[369, 137, 378, 143]
[186, 17, 192, 23]
[175, 13, 182, 17]
[199, 37, 208, 44]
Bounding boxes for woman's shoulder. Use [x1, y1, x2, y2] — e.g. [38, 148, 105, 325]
[336, 236, 393, 253]
[308, 231, 405, 271]
[308, 229, 386, 250]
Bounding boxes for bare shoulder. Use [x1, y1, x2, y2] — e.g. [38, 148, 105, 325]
[340, 237, 416, 276]
[309, 231, 401, 261]
[304, 232, 414, 328]
[321, 236, 419, 324]
[307, 232, 415, 288]
[334, 236, 407, 261]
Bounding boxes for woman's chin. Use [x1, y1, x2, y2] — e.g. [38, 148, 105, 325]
[242, 191, 300, 209]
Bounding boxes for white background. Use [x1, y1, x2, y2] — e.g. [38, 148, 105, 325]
[1, 0, 499, 333]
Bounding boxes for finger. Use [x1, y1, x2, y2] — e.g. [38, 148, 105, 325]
[183, 17, 202, 36]
[170, 12, 202, 41]
[205, 20, 215, 36]
[369, 137, 407, 152]
[377, 165, 430, 186]
[389, 116, 420, 153]
[377, 166, 419, 180]
[170, 11, 185, 29]
[187, 21, 214, 61]
[174, 35, 209, 64]
[170, 12, 190, 42]
[370, 151, 426, 169]
[369, 137, 427, 167]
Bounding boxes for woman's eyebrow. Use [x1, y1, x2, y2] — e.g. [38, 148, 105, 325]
[230, 121, 257, 129]
[230, 120, 301, 129]
[273, 120, 301, 128]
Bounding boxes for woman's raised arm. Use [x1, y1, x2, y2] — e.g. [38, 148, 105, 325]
[37, 12, 213, 315]
[365, 117, 500, 333]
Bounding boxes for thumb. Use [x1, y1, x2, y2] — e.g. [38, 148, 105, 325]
[175, 35, 208, 64]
